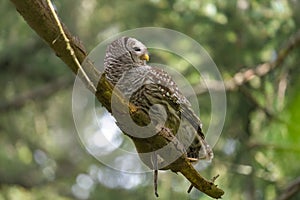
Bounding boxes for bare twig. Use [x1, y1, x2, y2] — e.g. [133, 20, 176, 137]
[193, 29, 300, 95]
[228, 29, 300, 88]
[190, 30, 300, 122]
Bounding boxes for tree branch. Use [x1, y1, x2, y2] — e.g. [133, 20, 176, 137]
[45, 0, 96, 93]
[9, 0, 224, 198]
[226, 29, 300, 90]
[193, 29, 300, 95]
[9, 0, 100, 87]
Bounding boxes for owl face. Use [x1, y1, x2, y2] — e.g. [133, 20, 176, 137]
[125, 37, 149, 65]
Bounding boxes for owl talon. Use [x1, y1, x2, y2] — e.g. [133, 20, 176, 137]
[187, 157, 198, 162]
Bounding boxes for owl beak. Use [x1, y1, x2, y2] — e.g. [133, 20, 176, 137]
[140, 53, 149, 62]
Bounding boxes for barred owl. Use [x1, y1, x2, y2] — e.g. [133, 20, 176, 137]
[104, 37, 213, 196]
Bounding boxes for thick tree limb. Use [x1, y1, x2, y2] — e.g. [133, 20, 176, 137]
[10, 0, 224, 198]
[45, 0, 96, 93]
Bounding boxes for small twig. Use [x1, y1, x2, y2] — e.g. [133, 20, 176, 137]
[187, 184, 194, 193]
[46, 0, 97, 93]
[211, 174, 220, 183]
[151, 152, 159, 197]
[227, 29, 300, 89]
[154, 169, 158, 197]
[187, 174, 220, 193]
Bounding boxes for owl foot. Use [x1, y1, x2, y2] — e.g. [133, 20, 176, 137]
[198, 139, 214, 161]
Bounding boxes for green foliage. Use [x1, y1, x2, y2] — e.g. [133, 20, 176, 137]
[1, 0, 300, 199]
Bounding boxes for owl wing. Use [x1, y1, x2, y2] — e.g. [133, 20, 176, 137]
[146, 66, 213, 160]
[146, 67, 205, 139]
[118, 65, 213, 160]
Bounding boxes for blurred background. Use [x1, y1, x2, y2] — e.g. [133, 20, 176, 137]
[1, 0, 300, 199]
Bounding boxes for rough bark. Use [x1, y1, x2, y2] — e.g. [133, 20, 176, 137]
[9, 0, 224, 198]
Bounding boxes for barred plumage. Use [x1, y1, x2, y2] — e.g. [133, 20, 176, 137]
[104, 37, 213, 163]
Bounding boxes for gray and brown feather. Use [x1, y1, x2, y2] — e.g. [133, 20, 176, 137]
[104, 36, 213, 164]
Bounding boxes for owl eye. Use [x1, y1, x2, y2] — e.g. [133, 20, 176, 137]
[133, 47, 141, 52]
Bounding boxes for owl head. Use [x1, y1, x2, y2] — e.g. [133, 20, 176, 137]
[105, 37, 149, 67]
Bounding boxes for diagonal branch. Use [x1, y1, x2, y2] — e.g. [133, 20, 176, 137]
[193, 29, 300, 95]
[226, 29, 300, 90]
[45, 0, 96, 93]
[9, 0, 224, 198]
[9, 0, 100, 85]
